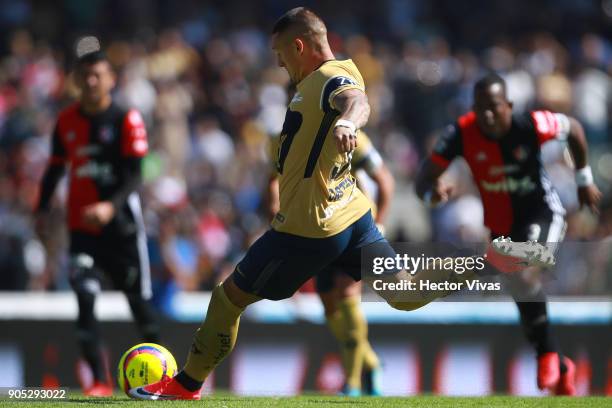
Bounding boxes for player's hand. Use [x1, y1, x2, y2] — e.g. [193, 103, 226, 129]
[578, 184, 602, 215]
[333, 125, 357, 153]
[82, 201, 115, 227]
[431, 179, 454, 205]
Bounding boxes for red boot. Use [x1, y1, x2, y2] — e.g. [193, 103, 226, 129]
[537, 352, 560, 390]
[84, 381, 113, 397]
[129, 376, 201, 400]
[555, 356, 576, 396]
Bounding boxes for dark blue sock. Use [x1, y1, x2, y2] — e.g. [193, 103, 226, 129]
[175, 370, 203, 392]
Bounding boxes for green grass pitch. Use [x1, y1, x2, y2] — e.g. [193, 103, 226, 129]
[0, 393, 609, 407]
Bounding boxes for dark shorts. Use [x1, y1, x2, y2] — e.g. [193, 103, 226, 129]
[505, 212, 567, 246]
[233, 211, 395, 300]
[314, 268, 343, 294]
[69, 227, 151, 298]
[477, 211, 567, 277]
[315, 264, 363, 294]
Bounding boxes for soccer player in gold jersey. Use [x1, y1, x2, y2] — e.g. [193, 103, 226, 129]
[267, 131, 394, 396]
[130, 8, 549, 400]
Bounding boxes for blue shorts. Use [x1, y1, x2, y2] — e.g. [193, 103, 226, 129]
[315, 267, 349, 293]
[233, 211, 394, 300]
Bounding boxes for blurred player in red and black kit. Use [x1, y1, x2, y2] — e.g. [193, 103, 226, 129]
[35, 38, 159, 396]
[416, 73, 601, 396]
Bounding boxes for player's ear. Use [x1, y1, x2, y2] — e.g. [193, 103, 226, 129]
[294, 38, 304, 55]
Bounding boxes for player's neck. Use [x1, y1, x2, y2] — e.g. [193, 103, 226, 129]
[80, 95, 112, 115]
[299, 49, 336, 83]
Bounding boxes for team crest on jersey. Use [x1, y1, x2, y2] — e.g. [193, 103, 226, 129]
[66, 131, 75, 141]
[513, 146, 529, 162]
[290, 92, 303, 104]
[99, 126, 114, 143]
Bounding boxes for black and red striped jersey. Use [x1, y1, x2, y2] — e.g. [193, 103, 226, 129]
[49, 102, 148, 233]
[430, 110, 569, 236]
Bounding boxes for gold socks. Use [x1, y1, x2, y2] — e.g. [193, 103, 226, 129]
[184, 284, 244, 381]
[326, 296, 380, 389]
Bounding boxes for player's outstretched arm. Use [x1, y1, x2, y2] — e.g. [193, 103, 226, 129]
[565, 116, 602, 214]
[332, 89, 370, 153]
[333, 88, 370, 130]
[415, 159, 453, 206]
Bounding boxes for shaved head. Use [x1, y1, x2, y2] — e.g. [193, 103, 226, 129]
[272, 7, 327, 45]
[271, 7, 334, 85]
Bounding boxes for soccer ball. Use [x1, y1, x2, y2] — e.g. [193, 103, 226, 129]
[117, 343, 178, 394]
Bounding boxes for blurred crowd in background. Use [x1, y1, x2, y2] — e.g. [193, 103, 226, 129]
[0, 0, 610, 312]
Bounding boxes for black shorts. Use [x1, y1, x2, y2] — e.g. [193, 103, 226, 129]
[504, 211, 567, 250]
[314, 268, 352, 294]
[69, 226, 151, 298]
[478, 210, 567, 277]
[233, 211, 395, 300]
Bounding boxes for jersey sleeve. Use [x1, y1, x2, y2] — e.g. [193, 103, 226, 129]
[322, 65, 365, 113]
[121, 109, 148, 157]
[530, 110, 571, 146]
[49, 123, 67, 165]
[430, 123, 463, 169]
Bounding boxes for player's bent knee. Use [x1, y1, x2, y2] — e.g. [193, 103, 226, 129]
[68, 253, 100, 295]
[224, 275, 262, 308]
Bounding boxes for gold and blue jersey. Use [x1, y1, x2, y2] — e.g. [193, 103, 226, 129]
[270, 59, 372, 238]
